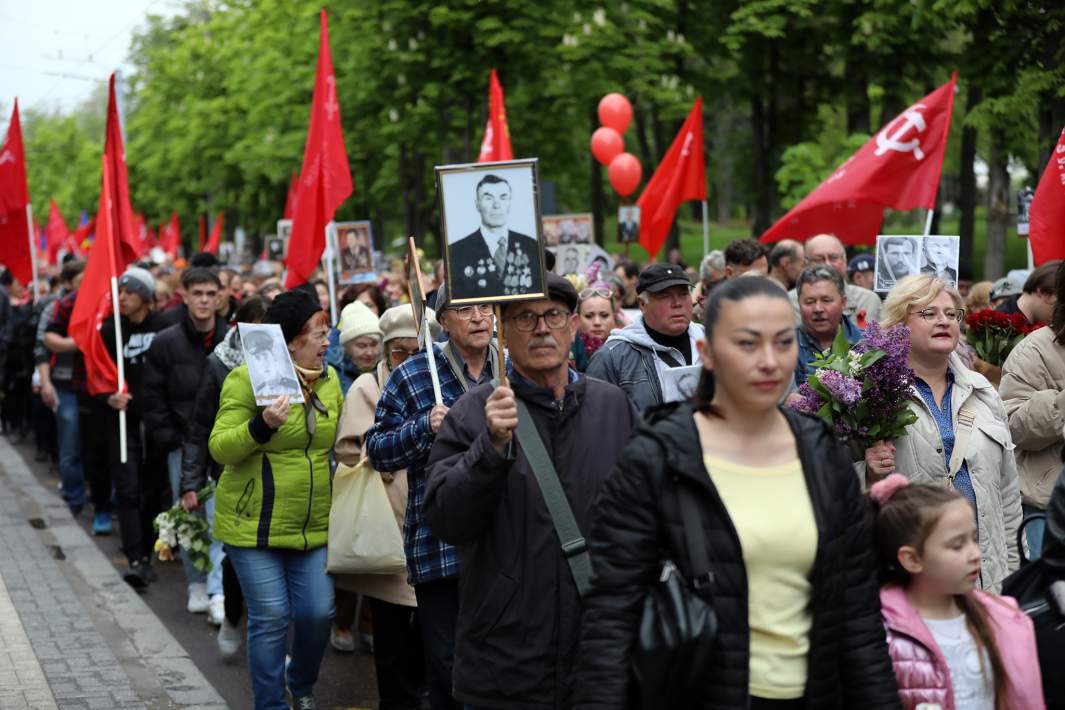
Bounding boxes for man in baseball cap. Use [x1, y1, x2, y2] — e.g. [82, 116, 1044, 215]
[586, 262, 704, 411]
[847, 253, 875, 292]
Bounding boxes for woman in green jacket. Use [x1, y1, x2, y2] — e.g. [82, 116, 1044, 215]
[209, 289, 343, 710]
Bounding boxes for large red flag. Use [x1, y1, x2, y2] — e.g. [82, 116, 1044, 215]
[1029, 125, 1065, 266]
[102, 74, 141, 264]
[45, 200, 69, 265]
[477, 69, 514, 163]
[198, 215, 207, 252]
[70, 158, 126, 396]
[636, 98, 706, 260]
[761, 74, 957, 246]
[204, 211, 224, 254]
[284, 9, 353, 289]
[283, 171, 298, 219]
[0, 101, 33, 284]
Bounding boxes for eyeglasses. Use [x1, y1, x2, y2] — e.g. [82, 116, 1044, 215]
[579, 287, 613, 301]
[446, 304, 493, 320]
[912, 307, 965, 323]
[508, 308, 571, 332]
[806, 253, 846, 265]
[389, 346, 419, 361]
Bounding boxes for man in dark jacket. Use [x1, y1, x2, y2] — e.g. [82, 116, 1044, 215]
[142, 267, 227, 618]
[424, 274, 638, 708]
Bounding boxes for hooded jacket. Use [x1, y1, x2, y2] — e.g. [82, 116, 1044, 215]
[879, 585, 1044, 710]
[423, 371, 638, 708]
[585, 315, 704, 411]
[575, 403, 899, 710]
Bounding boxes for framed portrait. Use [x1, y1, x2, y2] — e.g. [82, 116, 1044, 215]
[874, 234, 960, 292]
[276, 219, 293, 259]
[437, 158, 548, 305]
[549, 244, 614, 277]
[542, 213, 593, 247]
[618, 205, 640, 244]
[265, 236, 285, 261]
[661, 364, 702, 404]
[336, 221, 377, 284]
[238, 323, 304, 406]
[406, 236, 427, 335]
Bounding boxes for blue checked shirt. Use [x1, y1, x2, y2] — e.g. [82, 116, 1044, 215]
[366, 343, 490, 585]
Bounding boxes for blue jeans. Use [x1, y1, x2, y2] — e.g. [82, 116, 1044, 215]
[54, 387, 85, 508]
[168, 450, 208, 587]
[1024, 504, 1046, 560]
[225, 545, 335, 710]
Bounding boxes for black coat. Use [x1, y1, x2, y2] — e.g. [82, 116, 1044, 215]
[448, 229, 543, 301]
[424, 372, 638, 709]
[179, 349, 232, 494]
[574, 403, 900, 710]
[142, 314, 228, 452]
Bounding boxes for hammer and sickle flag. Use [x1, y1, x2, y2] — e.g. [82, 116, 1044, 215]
[761, 73, 957, 246]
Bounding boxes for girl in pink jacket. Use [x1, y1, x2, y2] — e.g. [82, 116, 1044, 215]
[868, 474, 1044, 710]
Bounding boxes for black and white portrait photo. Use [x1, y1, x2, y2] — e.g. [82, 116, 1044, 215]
[548, 244, 614, 277]
[542, 213, 593, 246]
[238, 323, 304, 406]
[266, 236, 285, 261]
[437, 159, 547, 304]
[618, 205, 640, 244]
[920, 235, 960, 287]
[276, 219, 293, 259]
[337, 221, 376, 284]
[874, 235, 920, 292]
[661, 364, 702, 403]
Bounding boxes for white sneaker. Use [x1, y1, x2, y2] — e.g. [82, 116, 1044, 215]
[187, 583, 209, 614]
[207, 594, 225, 626]
[217, 618, 241, 659]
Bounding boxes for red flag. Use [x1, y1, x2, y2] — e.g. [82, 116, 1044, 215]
[198, 215, 207, 252]
[133, 211, 150, 257]
[477, 69, 514, 163]
[283, 171, 298, 219]
[636, 98, 706, 260]
[69, 158, 125, 396]
[204, 211, 224, 254]
[163, 212, 180, 257]
[70, 217, 94, 255]
[45, 200, 70, 265]
[284, 9, 353, 288]
[102, 75, 140, 264]
[1030, 125, 1065, 266]
[0, 101, 33, 284]
[761, 74, 957, 246]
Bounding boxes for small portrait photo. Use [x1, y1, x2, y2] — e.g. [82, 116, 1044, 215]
[265, 236, 285, 261]
[874, 235, 921, 292]
[337, 221, 376, 284]
[550, 244, 614, 277]
[437, 159, 547, 305]
[239, 323, 304, 406]
[661, 364, 702, 404]
[406, 237, 427, 334]
[276, 220, 293, 259]
[920, 235, 960, 288]
[542, 213, 593, 247]
[618, 205, 640, 244]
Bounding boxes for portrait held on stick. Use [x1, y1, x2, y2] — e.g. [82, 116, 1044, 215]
[275, 219, 292, 259]
[238, 323, 304, 406]
[542, 213, 593, 246]
[617, 205, 640, 244]
[437, 159, 547, 305]
[874, 234, 959, 292]
[406, 236, 428, 333]
[336, 220, 376, 284]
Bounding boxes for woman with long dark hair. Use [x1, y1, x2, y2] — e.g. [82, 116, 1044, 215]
[575, 276, 898, 709]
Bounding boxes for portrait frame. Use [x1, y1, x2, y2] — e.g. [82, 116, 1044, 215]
[336, 220, 376, 284]
[542, 213, 594, 247]
[265, 236, 285, 261]
[237, 322, 304, 406]
[276, 219, 292, 259]
[874, 234, 960, 292]
[617, 205, 640, 244]
[406, 236, 427, 336]
[436, 158, 548, 306]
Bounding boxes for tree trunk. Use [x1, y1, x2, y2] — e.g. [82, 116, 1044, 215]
[713, 99, 736, 224]
[958, 84, 980, 282]
[632, 97, 655, 172]
[984, 130, 1010, 281]
[590, 106, 605, 247]
[750, 93, 771, 235]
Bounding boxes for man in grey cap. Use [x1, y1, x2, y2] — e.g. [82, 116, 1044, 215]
[989, 276, 1023, 309]
[586, 263, 704, 411]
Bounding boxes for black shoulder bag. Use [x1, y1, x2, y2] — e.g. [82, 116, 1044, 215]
[631, 481, 718, 709]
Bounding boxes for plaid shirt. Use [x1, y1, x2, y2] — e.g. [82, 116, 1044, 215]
[366, 343, 489, 585]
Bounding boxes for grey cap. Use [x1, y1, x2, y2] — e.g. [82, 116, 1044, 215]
[117, 267, 155, 301]
[990, 277, 1021, 302]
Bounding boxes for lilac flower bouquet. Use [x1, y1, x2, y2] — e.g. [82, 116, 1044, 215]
[790, 321, 918, 447]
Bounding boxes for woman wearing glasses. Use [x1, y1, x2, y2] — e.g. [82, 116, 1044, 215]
[863, 274, 1022, 591]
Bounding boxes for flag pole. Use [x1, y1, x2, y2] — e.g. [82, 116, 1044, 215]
[701, 200, 710, 257]
[493, 305, 507, 388]
[109, 275, 127, 464]
[325, 221, 338, 324]
[25, 203, 39, 304]
[423, 312, 443, 406]
[923, 207, 934, 236]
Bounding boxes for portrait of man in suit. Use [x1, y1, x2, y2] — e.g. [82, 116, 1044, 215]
[921, 235, 959, 286]
[241, 326, 300, 403]
[445, 172, 545, 301]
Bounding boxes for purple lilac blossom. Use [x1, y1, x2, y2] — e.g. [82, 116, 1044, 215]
[817, 370, 863, 405]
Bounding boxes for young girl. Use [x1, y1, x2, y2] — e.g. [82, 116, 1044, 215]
[869, 474, 1044, 710]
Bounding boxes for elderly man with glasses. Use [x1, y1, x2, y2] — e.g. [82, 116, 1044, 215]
[786, 233, 882, 326]
[424, 273, 637, 709]
[366, 286, 504, 710]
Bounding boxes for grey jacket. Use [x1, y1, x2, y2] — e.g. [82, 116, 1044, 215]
[585, 316, 704, 412]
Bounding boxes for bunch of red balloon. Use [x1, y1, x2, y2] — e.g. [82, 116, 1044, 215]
[590, 93, 642, 197]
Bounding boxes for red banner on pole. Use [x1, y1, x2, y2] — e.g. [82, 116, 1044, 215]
[477, 69, 514, 163]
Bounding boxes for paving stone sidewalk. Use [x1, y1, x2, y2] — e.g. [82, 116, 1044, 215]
[0, 436, 227, 710]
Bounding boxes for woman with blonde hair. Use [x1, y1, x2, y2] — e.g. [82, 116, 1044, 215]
[862, 274, 1022, 591]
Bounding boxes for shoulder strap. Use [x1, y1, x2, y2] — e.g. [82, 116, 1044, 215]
[948, 407, 976, 481]
[514, 398, 592, 597]
[441, 340, 498, 393]
[679, 478, 713, 589]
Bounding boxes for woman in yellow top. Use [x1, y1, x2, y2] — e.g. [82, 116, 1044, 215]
[575, 275, 899, 709]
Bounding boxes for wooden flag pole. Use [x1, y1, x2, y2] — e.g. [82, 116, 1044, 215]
[494, 305, 508, 387]
[109, 275, 127, 464]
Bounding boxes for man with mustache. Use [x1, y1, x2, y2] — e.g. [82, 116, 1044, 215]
[423, 274, 637, 709]
[794, 265, 861, 386]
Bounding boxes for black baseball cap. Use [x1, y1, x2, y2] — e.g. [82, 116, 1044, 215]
[848, 253, 874, 275]
[636, 263, 692, 295]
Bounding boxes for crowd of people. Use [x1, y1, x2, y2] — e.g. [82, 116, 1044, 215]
[0, 231, 1062, 710]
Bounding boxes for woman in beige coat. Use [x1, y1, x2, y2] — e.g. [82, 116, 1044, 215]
[334, 304, 439, 708]
[863, 274, 1022, 592]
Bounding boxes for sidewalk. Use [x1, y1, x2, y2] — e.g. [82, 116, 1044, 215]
[0, 435, 227, 710]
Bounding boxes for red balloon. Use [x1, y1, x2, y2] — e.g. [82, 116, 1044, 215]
[590, 127, 624, 165]
[608, 152, 642, 197]
[598, 93, 633, 134]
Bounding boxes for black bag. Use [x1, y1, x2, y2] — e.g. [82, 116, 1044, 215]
[631, 484, 717, 709]
[1001, 513, 1065, 708]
